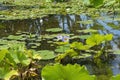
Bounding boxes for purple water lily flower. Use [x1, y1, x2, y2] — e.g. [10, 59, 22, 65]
[57, 34, 70, 42]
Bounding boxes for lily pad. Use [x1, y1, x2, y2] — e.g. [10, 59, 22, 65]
[77, 29, 98, 33]
[42, 63, 96, 80]
[7, 35, 23, 40]
[46, 28, 62, 32]
[73, 53, 92, 59]
[77, 20, 93, 24]
[55, 46, 70, 53]
[113, 50, 120, 54]
[37, 50, 55, 60]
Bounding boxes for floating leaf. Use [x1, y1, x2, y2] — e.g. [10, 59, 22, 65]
[86, 34, 104, 46]
[113, 50, 120, 54]
[77, 29, 98, 33]
[104, 34, 113, 41]
[7, 35, 23, 40]
[55, 46, 70, 53]
[77, 20, 93, 24]
[37, 50, 55, 60]
[73, 53, 92, 59]
[71, 42, 90, 50]
[46, 28, 62, 32]
[79, 35, 91, 39]
[42, 63, 96, 80]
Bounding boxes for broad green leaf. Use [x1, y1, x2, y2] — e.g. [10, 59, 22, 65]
[46, 28, 62, 33]
[7, 35, 23, 40]
[17, 52, 31, 66]
[55, 46, 70, 53]
[4, 70, 18, 80]
[71, 42, 90, 50]
[65, 49, 78, 57]
[104, 34, 113, 41]
[86, 34, 104, 46]
[77, 29, 98, 33]
[0, 68, 18, 80]
[9, 50, 20, 64]
[32, 53, 41, 60]
[113, 50, 120, 54]
[0, 49, 8, 62]
[37, 50, 55, 60]
[111, 74, 120, 80]
[90, 0, 104, 7]
[42, 63, 96, 80]
[77, 20, 93, 24]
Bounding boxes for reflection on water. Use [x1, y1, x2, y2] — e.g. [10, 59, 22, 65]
[0, 13, 120, 79]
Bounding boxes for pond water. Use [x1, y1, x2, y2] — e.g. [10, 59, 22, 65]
[0, 13, 120, 79]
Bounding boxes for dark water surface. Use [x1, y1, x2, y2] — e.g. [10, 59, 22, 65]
[0, 14, 120, 79]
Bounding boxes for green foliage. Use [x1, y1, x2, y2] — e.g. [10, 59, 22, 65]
[70, 42, 90, 50]
[86, 34, 113, 46]
[110, 74, 120, 80]
[0, 68, 18, 80]
[0, 43, 41, 80]
[77, 29, 98, 33]
[55, 45, 70, 53]
[55, 49, 78, 62]
[37, 50, 55, 60]
[41, 63, 96, 80]
[56, 34, 113, 62]
[0, 49, 8, 62]
[90, 0, 104, 7]
[46, 28, 62, 33]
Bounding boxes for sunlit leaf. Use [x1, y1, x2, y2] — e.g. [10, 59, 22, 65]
[42, 63, 96, 80]
[0, 49, 8, 62]
[86, 34, 104, 46]
[111, 74, 120, 80]
[46, 28, 62, 32]
[37, 50, 55, 60]
[0, 68, 18, 80]
[104, 34, 113, 41]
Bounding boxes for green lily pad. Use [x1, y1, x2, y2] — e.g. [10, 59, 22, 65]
[47, 41, 53, 43]
[77, 29, 98, 33]
[42, 63, 96, 80]
[37, 50, 55, 60]
[71, 35, 91, 39]
[0, 45, 9, 50]
[7, 35, 23, 40]
[73, 53, 92, 59]
[31, 46, 37, 49]
[77, 20, 93, 24]
[113, 50, 120, 54]
[46, 28, 62, 32]
[55, 46, 70, 53]
[79, 35, 91, 39]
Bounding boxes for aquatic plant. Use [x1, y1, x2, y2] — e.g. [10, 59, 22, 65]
[0, 43, 41, 80]
[41, 63, 96, 80]
[111, 74, 120, 80]
[55, 34, 113, 63]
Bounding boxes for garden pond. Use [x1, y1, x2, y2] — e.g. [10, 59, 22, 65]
[0, 13, 120, 80]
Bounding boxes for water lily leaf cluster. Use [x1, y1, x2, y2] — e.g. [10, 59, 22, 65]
[55, 34, 113, 62]
[0, 0, 119, 20]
